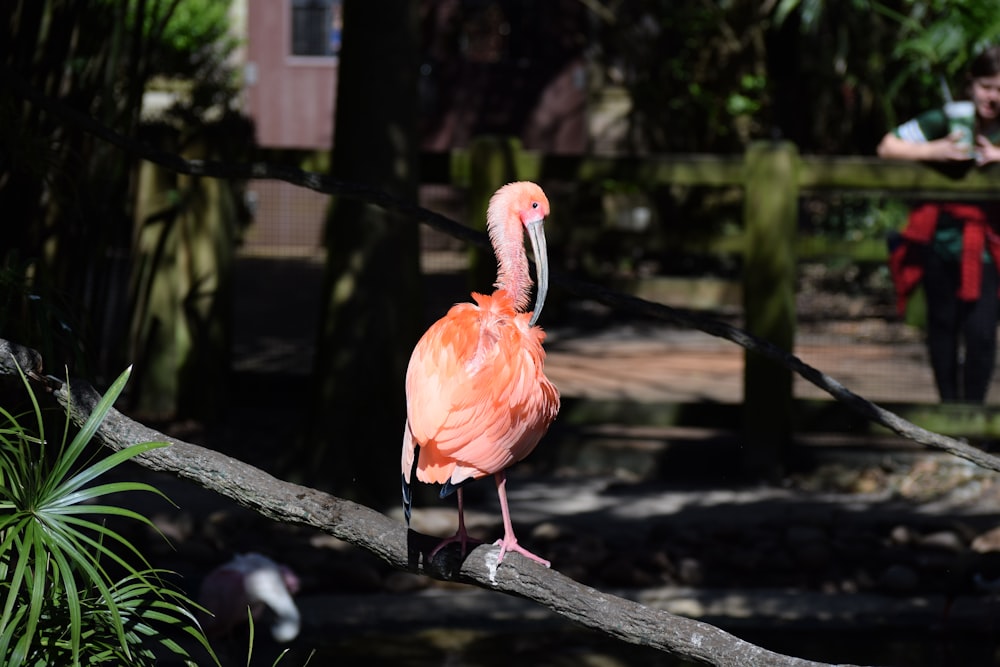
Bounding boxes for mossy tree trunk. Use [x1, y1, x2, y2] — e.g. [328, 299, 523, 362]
[128, 119, 251, 420]
[305, 0, 421, 507]
[741, 141, 798, 481]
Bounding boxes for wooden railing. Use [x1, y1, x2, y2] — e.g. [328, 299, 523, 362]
[420, 139, 1000, 475]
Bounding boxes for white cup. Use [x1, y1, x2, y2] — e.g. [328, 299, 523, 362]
[944, 100, 976, 158]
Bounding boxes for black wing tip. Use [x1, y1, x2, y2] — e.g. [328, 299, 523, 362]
[402, 473, 413, 524]
[403, 447, 420, 525]
[439, 478, 474, 499]
[439, 480, 457, 499]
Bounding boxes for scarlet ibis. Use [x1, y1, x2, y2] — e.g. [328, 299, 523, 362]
[402, 181, 559, 567]
[197, 553, 301, 641]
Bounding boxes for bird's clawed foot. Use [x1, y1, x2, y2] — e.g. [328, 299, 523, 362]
[494, 537, 551, 568]
[429, 530, 483, 560]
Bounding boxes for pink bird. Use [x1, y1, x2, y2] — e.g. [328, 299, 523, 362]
[402, 181, 560, 567]
[197, 553, 301, 642]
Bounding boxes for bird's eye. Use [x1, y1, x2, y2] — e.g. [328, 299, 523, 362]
[532, 202, 539, 209]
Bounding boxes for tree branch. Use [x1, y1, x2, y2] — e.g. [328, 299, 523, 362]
[556, 273, 1000, 475]
[0, 338, 857, 667]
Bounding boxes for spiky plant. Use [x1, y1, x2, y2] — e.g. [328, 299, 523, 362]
[0, 363, 217, 666]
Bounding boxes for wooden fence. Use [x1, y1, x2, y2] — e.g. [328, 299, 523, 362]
[420, 138, 1000, 476]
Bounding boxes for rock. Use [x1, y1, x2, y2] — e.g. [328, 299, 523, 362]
[889, 525, 912, 545]
[839, 577, 859, 594]
[918, 530, 965, 552]
[531, 521, 563, 541]
[971, 526, 1000, 553]
[677, 557, 704, 586]
[853, 467, 887, 494]
[152, 511, 194, 543]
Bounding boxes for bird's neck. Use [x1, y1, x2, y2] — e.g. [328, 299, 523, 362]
[494, 239, 531, 312]
[487, 200, 532, 311]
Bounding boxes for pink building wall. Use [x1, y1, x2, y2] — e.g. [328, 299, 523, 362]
[245, 0, 337, 150]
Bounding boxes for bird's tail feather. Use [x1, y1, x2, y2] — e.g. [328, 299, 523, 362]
[402, 474, 412, 524]
[402, 448, 419, 525]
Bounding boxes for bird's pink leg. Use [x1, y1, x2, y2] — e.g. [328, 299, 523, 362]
[429, 488, 482, 559]
[493, 472, 550, 567]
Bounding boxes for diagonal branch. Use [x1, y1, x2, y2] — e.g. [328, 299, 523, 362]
[1, 338, 858, 667]
[556, 273, 1000, 474]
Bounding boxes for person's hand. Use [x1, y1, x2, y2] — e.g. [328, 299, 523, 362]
[923, 131, 976, 161]
[975, 134, 1000, 165]
[877, 130, 976, 162]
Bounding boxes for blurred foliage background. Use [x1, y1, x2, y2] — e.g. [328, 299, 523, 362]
[2, 0, 1000, 499]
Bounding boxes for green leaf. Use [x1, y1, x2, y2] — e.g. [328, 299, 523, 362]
[46, 532, 87, 663]
[42, 514, 154, 590]
[47, 480, 168, 510]
[46, 441, 169, 505]
[46, 366, 133, 494]
[11, 357, 46, 456]
[23, 524, 48, 659]
[41, 523, 129, 659]
[0, 365, 218, 665]
[0, 605, 28, 666]
[0, 521, 31, 655]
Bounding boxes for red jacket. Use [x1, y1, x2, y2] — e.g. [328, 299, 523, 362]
[889, 203, 1000, 315]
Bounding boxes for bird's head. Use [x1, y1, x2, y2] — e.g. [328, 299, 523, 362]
[507, 181, 550, 226]
[489, 181, 551, 326]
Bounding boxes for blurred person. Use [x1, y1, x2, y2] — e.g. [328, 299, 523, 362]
[879, 45, 1000, 403]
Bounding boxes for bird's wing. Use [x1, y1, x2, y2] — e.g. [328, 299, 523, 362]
[401, 420, 417, 521]
[197, 566, 252, 636]
[404, 294, 559, 486]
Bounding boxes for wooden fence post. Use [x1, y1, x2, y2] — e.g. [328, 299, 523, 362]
[741, 141, 799, 480]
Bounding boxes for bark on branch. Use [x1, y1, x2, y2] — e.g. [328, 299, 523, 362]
[1, 338, 857, 667]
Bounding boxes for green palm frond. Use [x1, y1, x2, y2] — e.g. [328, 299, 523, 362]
[0, 361, 218, 666]
[40, 364, 134, 499]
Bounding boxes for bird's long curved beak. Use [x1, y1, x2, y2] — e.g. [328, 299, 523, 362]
[526, 219, 548, 327]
